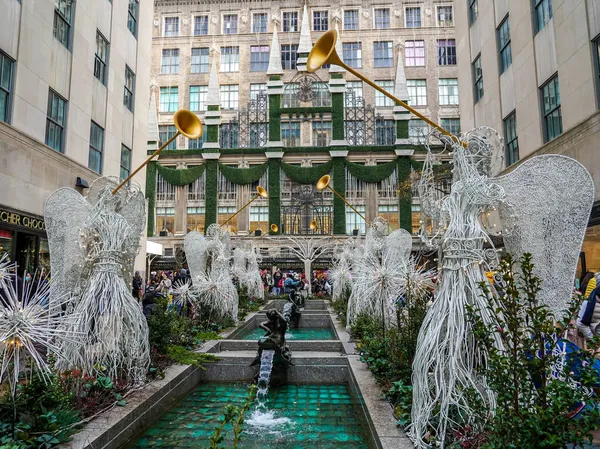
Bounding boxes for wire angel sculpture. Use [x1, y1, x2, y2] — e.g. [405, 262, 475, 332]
[184, 224, 239, 323]
[329, 244, 354, 302]
[409, 127, 594, 448]
[44, 177, 150, 385]
[0, 265, 81, 395]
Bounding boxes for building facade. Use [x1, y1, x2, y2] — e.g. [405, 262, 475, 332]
[454, 0, 600, 275]
[149, 0, 457, 270]
[0, 0, 153, 275]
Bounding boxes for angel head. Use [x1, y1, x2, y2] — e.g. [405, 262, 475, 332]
[462, 127, 504, 178]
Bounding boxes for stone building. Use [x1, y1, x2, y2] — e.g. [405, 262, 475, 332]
[0, 0, 153, 275]
[149, 0, 457, 270]
[454, 0, 600, 275]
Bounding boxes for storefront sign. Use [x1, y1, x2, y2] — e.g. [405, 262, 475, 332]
[0, 209, 46, 231]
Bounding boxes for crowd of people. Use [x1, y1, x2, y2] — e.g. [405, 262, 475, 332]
[259, 269, 331, 297]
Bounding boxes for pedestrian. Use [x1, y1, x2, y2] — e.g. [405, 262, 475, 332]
[273, 270, 282, 295]
[577, 273, 600, 339]
[157, 271, 172, 296]
[132, 271, 143, 300]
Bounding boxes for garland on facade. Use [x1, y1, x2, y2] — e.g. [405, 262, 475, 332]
[397, 157, 412, 233]
[204, 160, 218, 231]
[218, 162, 268, 185]
[155, 164, 206, 186]
[268, 159, 281, 234]
[332, 158, 346, 235]
[146, 162, 157, 237]
[345, 159, 398, 183]
[280, 160, 333, 185]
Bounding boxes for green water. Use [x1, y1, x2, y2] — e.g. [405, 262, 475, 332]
[127, 383, 369, 449]
[240, 327, 336, 340]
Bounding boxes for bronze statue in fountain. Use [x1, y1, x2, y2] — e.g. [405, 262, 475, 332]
[251, 308, 293, 369]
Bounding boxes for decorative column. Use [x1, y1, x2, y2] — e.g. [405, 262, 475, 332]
[396, 156, 412, 233]
[330, 151, 347, 235]
[365, 158, 378, 223]
[146, 89, 160, 237]
[174, 162, 187, 235]
[204, 159, 218, 231]
[237, 161, 251, 235]
[267, 155, 282, 235]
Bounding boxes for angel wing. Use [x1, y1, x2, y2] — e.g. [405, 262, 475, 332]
[184, 231, 208, 278]
[494, 155, 594, 317]
[44, 188, 91, 310]
[384, 228, 413, 263]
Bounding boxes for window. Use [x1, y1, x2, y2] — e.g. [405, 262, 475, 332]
[541, 75, 562, 142]
[253, 13, 268, 33]
[535, 0, 553, 32]
[469, 0, 478, 24]
[0, 52, 14, 124]
[498, 16, 512, 73]
[128, 0, 139, 37]
[282, 83, 300, 107]
[344, 10, 359, 30]
[405, 40, 425, 66]
[281, 122, 301, 147]
[342, 43, 362, 69]
[250, 83, 267, 100]
[312, 82, 331, 107]
[473, 55, 483, 102]
[189, 85, 208, 112]
[160, 87, 178, 113]
[220, 46, 239, 72]
[409, 119, 429, 144]
[250, 46, 270, 71]
[88, 121, 104, 174]
[312, 122, 332, 146]
[504, 112, 519, 165]
[313, 11, 328, 31]
[164, 17, 179, 37]
[120, 145, 132, 182]
[45, 90, 67, 153]
[94, 32, 109, 85]
[378, 204, 398, 231]
[283, 11, 298, 32]
[437, 5, 453, 26]
[220, 85, 239, 110]
[437, 39, 456, 65]
[159, 125, 177, 150]
[407, 80, 427, 106]
[218, 207, 237, 230]
[375, 119, 396, 145]
[189, 130, 208, 149]
[375, 80, 394, 107]
[191, 48, 209, 73]
[250, 206, 269, 233]
[123, 66, 135, 112]
[346, 81, 363, 100]
[194, 15, 208, 36]
[281, 44, 298, 70]
[161, 49, 179, 74]
[54, 0, 73, 48]
[156, 207, 175, 235]
[441, 118, 461, 136]
[187, 207, 206, 233]
[439, 78, 459, 105]
[346, 205, 367, 235]
[250, 123, 268, 147]
[374, 41, 393, 68]
[223, 14, 238, 34]
[220, 123, 238, 148]
[595, 38, 600, 109]
[405, 7, 421, 28]
[374, 8, 390, 29]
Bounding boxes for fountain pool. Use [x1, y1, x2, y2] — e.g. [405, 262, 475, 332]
[240, 327, 337, 341]
[125, 383, 371, 449]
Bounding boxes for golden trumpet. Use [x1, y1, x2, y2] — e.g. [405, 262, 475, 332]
[270, 223, 279, 233]
[112, 109, 203, 194]
[309, 217, 344, 243]
[307, 30, 462, 145]
[220, 186, 268, 229]
[316, 174, 368, 224]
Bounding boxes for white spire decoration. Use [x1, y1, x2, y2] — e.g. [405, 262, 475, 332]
[267, 25, 284, 75]
[296, 4, 312, 71]
[147, 88, 160, 145]
[329, 22, 345, 73]
[393, 47, 409, 102]
[206, 52, 220, 106]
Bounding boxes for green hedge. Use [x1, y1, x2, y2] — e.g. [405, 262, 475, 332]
[205, 160, 218, 231]
[218, 162, 268, 185]
[397, 157, 412, 233]
[332, 158, 346, 235]
[332, 94, 344, 140]
[281, 160, 333, 185]
[146, 162, 157, 237]
[155, 164, 206, 186]
[269, 95, 281, 142]
[268, 159, 281, 234]
[345, 159, 398, 183]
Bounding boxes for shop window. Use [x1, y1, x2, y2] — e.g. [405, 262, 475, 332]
[156, 207, 175, 236]
[250, 205, 269, 233]
[346, 205, 367, 235]
[378, 204, 399, 231]
[187, 207, 205, 233]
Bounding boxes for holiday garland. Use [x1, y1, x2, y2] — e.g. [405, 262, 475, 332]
[280, 160, 333, 185]
[155, 164, 206, 186]
[204, 160, 218, 231]
[218, 162, 268, 185]
[332, 158, 346, 235]
[268, 159, 281, 234]
[397, 157, 412, 233]
[146, 162, 157, 237]
[345, 159, 398, 183]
